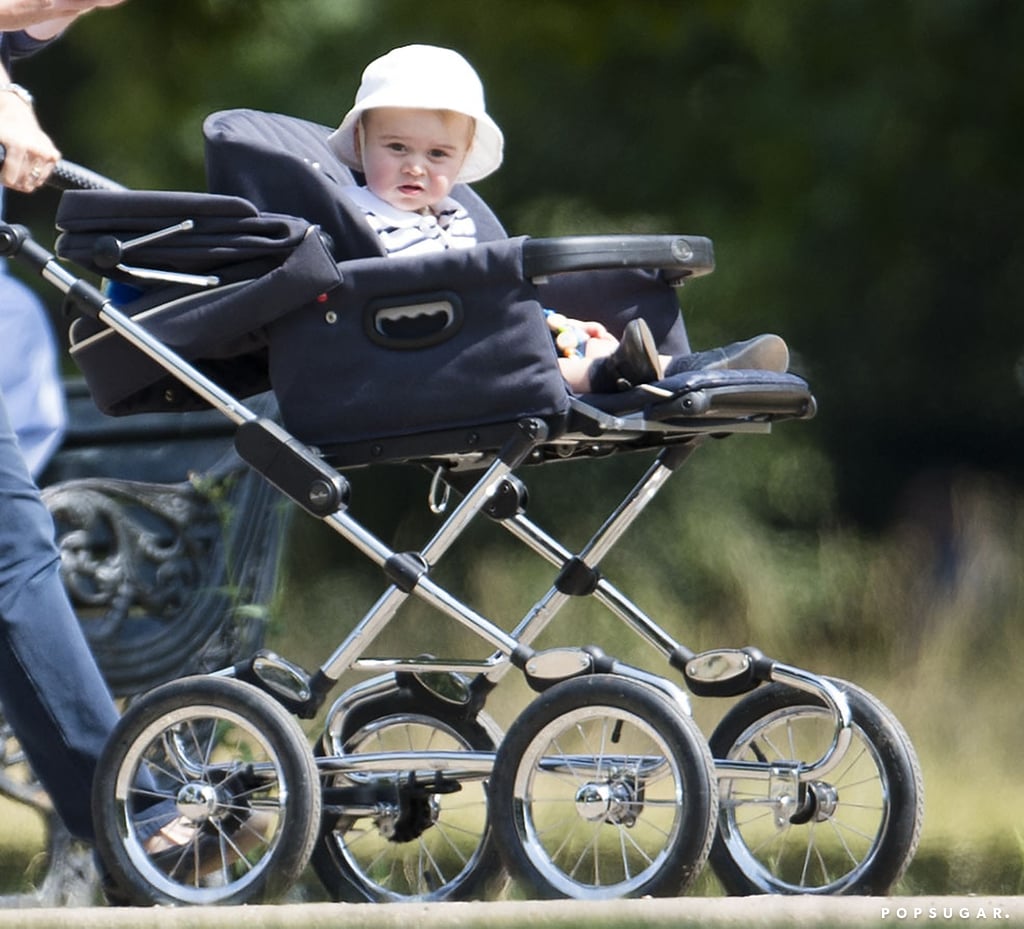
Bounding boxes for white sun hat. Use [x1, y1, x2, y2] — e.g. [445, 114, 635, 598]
[327, 44, 504, 184]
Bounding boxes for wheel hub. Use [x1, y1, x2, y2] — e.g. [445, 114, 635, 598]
[175, 781, 220, 824]
[378, 793, 442, 842]
[787, 780, 840, 826]
[574, 780, 639, 826]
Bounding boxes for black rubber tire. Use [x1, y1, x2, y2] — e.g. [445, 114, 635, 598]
[709, 678, 924, 895]
[311, 688, 504, 902]
[489, 674, 718, 899]
[92, 675, 320, 905]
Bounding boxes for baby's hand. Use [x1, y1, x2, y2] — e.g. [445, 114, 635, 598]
[545, 312, 617, 358]
[545, 311, 570, 333]
[579, 320, 613, 342]
[545, 311, 587, 357]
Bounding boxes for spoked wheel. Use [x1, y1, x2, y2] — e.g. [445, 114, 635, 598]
[489, 674, 718, 900]
[709, 678, 923, 895]
[312, 686, 504, 902]
[92, 675, 320, 905]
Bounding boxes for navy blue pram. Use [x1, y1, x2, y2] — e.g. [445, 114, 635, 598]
[0, 108, 920, 907]
[56, 109, 812, 467]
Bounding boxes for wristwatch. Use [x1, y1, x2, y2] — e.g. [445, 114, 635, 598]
[0, 82, 34, 107]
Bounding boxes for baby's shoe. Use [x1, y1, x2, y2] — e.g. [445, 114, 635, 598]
[665, 333, 789, 376]
[587, 318, 663, 392]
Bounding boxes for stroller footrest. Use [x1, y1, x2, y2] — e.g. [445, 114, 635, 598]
[582, 369, 816, 422]
[653, 380, 816, 420]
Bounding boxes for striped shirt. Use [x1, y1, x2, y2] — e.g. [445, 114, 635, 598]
[342, 187, 477, 257]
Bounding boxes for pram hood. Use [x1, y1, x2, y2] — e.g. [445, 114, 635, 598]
[56, 188, 320, 278]
[57, 189, 344, 415]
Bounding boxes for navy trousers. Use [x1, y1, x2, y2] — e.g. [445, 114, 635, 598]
[0, 389, 119, 843]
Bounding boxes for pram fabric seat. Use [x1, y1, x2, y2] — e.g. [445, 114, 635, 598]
[57, 190, 343, 415]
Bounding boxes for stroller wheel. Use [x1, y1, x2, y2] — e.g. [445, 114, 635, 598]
[709, 678, 923, 895]
[312, 689, 504, 902]
[92, 675, 320, 906]
[489, 673, 718, 899]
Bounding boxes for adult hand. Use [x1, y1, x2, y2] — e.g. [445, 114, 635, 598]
[0, 88, 59, 191]
[0, 0, 131, 34]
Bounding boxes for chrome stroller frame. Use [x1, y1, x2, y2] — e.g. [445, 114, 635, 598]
[0, 146, 921, 906]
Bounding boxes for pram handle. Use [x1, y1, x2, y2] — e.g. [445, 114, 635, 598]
[522, 234, 714, 282]
[0, 145, 124, 191]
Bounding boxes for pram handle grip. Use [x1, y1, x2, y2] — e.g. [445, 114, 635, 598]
[47, 158, 125, 192]
[0, 145, 124, 191]
[522, 234, 714, 282]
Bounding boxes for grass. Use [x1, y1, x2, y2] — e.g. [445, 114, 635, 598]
[0, 801, 51, 896]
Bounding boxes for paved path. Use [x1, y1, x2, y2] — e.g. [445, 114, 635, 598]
[0, 897, 1018, 929]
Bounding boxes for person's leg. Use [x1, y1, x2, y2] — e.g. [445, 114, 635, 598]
[0, 389, 119, 843]
[0, 274, 67, 477]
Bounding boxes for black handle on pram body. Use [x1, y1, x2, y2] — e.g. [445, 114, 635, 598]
[0, 144, 123, 191]
[522, 234, 714, 283]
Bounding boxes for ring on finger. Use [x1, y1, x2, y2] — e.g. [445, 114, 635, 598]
[29, 166, 42, 179]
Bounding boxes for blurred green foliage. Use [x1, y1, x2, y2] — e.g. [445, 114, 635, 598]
[2, 0, 1022, 892]
[7, 0, 1021, 526]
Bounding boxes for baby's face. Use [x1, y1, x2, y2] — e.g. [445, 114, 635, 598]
[358, 107, 474, 213]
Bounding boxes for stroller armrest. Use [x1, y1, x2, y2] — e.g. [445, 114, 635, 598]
[522, 234, 714, 282]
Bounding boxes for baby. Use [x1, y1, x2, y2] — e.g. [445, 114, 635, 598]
[328, 45, 787, 392]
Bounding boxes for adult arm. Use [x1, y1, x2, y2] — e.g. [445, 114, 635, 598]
[0, 57, 60, 191]
[0, 1, 131, 189]
[0, 0, 129, 38]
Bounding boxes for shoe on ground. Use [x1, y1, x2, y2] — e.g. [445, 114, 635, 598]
[99, 868, 132, 907]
